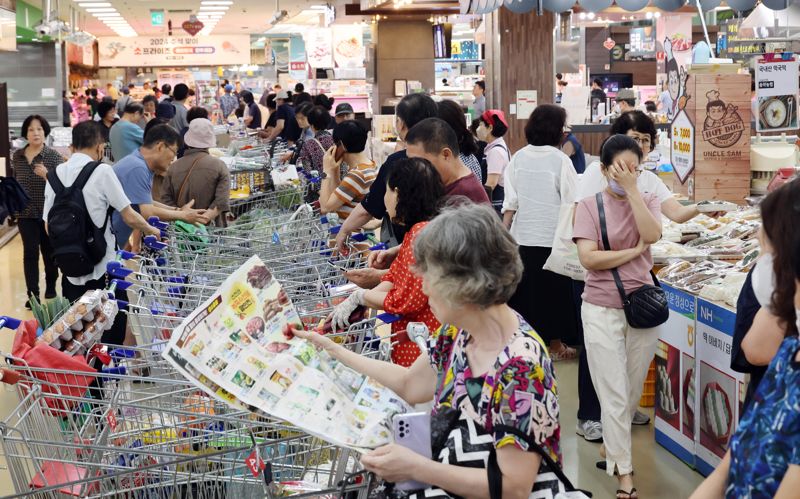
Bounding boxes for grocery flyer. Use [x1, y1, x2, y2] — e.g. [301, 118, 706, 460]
[163, 255, 411, 450]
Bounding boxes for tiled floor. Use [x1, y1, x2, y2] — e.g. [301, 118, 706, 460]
[0, 234, 705, 498]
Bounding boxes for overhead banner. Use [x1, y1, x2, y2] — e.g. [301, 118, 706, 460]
[755, 56, 799, 133]
[305, 29, 333, 69]
[98, 35, 250, 67]
[332, 25, 365, 68]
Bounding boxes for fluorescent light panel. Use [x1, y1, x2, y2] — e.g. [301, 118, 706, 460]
[86, 7, 117, 12]
[78, 2, 112, 6]
[201, 1, 233, 4]
[199, 6, 228, 10]
[95, 13, 122, 17]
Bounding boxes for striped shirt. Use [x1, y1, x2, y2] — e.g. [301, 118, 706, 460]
[333, 162, 377, 220]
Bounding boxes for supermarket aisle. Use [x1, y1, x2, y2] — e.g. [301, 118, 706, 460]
[0, 236, 704, 498]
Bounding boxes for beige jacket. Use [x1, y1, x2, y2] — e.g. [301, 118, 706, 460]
[161, 148, 230, 226]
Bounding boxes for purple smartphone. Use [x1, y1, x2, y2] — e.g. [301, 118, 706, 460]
[392, 412, 432, 491]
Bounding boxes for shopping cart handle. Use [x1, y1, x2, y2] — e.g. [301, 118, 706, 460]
[320, 215, 329, 224]
[110, 348, 136, 360]
[329, 225, 342, 235]
[350, 232, 368, 242]
[166, 275, 188, 284]
[116, 299, 129, 310]
[107, 262, 133, 279]
[116, 250, 136, 260]
[369, 243, 387, 251]
[143, 236, 167, 251]
[155, 257, 167, 266]
[376, 313, 400, 324]
[148, 217, 169, 230]
[111, 279, 133, 291]
[0, 316, 21, 330]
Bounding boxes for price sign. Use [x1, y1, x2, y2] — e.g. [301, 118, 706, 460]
[670, 109, 695, 184]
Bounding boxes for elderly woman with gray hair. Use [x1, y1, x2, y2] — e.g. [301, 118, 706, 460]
[291, 203, 563, 498]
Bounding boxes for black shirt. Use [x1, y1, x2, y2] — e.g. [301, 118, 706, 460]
[62, 99, 73, 127]
[246, 102, 262, 129]
[360, 149, 408, 246]
[276, 104, 301, 142]
[731, 268, 767, 414]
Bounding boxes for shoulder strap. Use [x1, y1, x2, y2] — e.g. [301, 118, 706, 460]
[595, 192, 628, 305]
[72, 161, 103, 192]
[487, 142, 511, 160]
[46, 167, 65, 194]
[176, 154, 205, 204]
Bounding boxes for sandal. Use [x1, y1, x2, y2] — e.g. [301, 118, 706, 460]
[550, 344, 577, 361]
[616, 488, 638, 499]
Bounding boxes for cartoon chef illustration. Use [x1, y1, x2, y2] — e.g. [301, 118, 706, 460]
[665, 37, 690, 114]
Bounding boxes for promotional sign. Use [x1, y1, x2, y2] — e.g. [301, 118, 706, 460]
[288, 35, 307, 80]
[305, 28, 333, 69]
[695, 299, 746, 477]
[670, 109, 695, 184]
[515, 90, 538, 120]
[182, 19, 204, 37]
[629, 27, 656, 59]
[332, 25, 365, 69]
[755, 56, 799, 133]
[655, 285, 697, 468]
[656, 14, 692, 118]
[98, 36, 250, 67]
[156, 71, 194, 93]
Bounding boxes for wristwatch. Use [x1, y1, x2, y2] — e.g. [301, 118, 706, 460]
[319, 171, 328, 179]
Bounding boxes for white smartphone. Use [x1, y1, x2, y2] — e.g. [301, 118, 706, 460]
[392, 412, 432, 491]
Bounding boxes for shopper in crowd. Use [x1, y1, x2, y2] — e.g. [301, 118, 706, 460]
[234, 80, 243, 98]
[73, 94, 91, 124]
[43, 121, 159, 343]
[556, 80, 568, 104]
[591, 78, 607, 108]
[279, 102, 314, 165]
[156, 101, 176, 123]
[314, 93, 336, 128]
[573, 135, 662, 499]
[61, 91, 73, 127]
[187, 88, 196, 107]
[161, 118, 230, 228]
[644, 100, 657, 114]
[87, 88, 100, 119]
[111, 124, 209, 250]
[329, 158, 443, 367]
[159, 83, 172, 103]
[169, 83, 190, 132]
[219, 84, 238, 121]
[262, 93, 278, 132]
[615, 89, 637, 115]
[476, 109, 510, 211]
[691, 180, 800, 499]
[109, 103, 145, 162]
[504, 104, 579, 362]
[334, 103, 355, 125]
[176, 106, 210, 159]
[115, 87, 132, 116]
[658, 80, 674, 118]
[105, 82, 119, 101]
[561, 127, 586, 174]
[469, 118, 488, 181]
[437, 99, 481, 181]
[139, 95, 159, 129]
[319, 120, 376, 220]
[12, 115, 64, 308]
[153, 87, 163, 102]
[263, 90, 300, 142]
[240, 90, 262, 130]
[291, 203, 560, 497]
[96, 101, 118, 143]
[291, 104, 334, 173]
[143, 80, 153, 94]
[334, 92, 438, 255]
[472, 80, 486, 116]
[293, 83, 312, 106]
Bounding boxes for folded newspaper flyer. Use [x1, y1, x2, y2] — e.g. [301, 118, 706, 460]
[162, 254, 412, 450]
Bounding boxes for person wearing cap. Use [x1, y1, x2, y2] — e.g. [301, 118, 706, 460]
[109, 102, 145, 162]
[161, 118, 231, 227]
[111, 124, 210, 250]
[335, 103, 355, 125]
[475, 109, 510, 212]
[156, 101, 177, 121]
[615, 88, 637, 115]
[319, 120, 376, 220]
[219, 84, 238, 121]
[262, 89, 301, 143]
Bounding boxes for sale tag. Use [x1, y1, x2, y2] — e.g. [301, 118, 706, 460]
[246, 450, 266, 477]
[106, 411, 118, 431]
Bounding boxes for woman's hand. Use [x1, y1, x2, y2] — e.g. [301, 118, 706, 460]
[360, 444, 427, 483]
[634, 238, 649, 255]
[280, 151, 293, 163]
[33, 163, 48, 179]
[609, 160, 639, 194]
[344, 268, 385, 289]
[329, 289, 365, 331]
[368, 249, 396, 270]
[323, 145, 342, 173]
[284, 325, 338, 351]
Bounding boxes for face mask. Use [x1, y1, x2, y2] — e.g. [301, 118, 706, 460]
[609, 179, 627, 196]
[751, 252, 775, 309]
[613, 104, 621, 114]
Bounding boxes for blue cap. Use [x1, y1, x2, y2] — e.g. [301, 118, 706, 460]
[225, 84, 234, 92]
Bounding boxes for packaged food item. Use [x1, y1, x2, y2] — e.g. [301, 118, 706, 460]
[696, 200, 738, 213]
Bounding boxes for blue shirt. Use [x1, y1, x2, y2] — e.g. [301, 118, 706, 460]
[111, 149, 154, 247]
[727, 336, 800, 498]
[109, 120, 144, 163]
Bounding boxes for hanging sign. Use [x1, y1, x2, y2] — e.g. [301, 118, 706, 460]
[755, 55, 799, 133]
[305, 28, 333, 69]
[603, 38, 616, 51]
[670, 109, 695, 184]
[182, 18, 204, 36]
[98, 36, 250, 67]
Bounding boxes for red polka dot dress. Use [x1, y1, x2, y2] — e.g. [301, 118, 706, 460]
[382, 222, 441, 367]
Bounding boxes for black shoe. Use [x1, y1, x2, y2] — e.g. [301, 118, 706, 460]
[24, 298, 33, 310]
[44, 289, 57, 299]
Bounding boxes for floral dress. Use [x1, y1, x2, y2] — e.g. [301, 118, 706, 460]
[389, 316, 561, 498]
[726, 335, 800, 498]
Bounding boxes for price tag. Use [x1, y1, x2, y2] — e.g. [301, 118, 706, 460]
[245, 449, 266, 477]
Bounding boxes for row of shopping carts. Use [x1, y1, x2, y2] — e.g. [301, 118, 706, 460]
[0, 174, 397, 498]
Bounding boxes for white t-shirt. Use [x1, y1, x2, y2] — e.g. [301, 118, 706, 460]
[43, 152, 131, 285]
[485, 137, 510, 188]
[575, 160, 672, 205]
[502, 145, 578, 247]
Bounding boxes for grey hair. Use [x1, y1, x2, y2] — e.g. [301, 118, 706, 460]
[413, 201, 522, 308]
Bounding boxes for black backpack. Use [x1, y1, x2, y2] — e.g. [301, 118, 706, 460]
[46, 161, 112, 278]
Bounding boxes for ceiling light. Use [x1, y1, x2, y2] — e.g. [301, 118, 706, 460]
[78, 1, 111, 6]
[201, 0, 233, 4]
[86, 7, 117, 12]
[309, 4, 328, 9]
[199, 6, 228, 10]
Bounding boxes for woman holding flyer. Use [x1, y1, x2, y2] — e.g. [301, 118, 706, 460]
[291, 203, 566, 498]
[328, 157, 445, 367]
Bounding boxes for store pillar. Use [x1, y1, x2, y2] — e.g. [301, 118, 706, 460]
[375, 21, 435, 109]
[485, 10, 555, 152]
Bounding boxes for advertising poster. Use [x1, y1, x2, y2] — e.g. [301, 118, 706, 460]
[289, 35, 307, 81]
[655, 284, 697, 467]
[695, 299, 746, 476]
[670, 109, 695, 184]
[162, 255, 412, 451]
[516, 90, 538, 120]
[332, 25, 365, 68]
[305, 28, 333, 69]
[98, 36, 250, 67]
[657, 14, 692, 118]
[755, 57, 799, 133]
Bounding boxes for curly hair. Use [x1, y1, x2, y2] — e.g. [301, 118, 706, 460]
[761, 178, 800, 336]
[524, 104, 566, 147]
[611, 110, 657, 146]
[386, 158, 445, 227]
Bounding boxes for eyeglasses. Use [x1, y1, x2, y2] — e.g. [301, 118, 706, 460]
[165, 145, 178, 157]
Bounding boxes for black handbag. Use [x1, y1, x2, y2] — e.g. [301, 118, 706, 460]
[596, 192, 669, 329]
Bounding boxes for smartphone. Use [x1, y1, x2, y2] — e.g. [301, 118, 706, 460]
[392, 412, 432, 491]
[334, 143, 346, 162]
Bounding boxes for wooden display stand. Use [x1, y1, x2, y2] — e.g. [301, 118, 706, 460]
[671, 67, 751, 203]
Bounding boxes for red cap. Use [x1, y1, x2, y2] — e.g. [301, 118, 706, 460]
[481, 109, 508, 128]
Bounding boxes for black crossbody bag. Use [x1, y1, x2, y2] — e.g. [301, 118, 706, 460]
[596, 192, 669, 329]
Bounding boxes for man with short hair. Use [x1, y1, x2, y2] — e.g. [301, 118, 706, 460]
[263, 90, 301, 143]
[160, 83, 172, 103]
[109, 102, 145, 161]
[43, 121, 159, 341]
[318, 121, 376, 219]
[615, 88, 637, 114]
[334, 103, 355, 125]
[472, 81, 486, 116]
[169, 83, 190, 131]
[219, 84, 238, 120]
[111, 124, 209, 249]
[115, 87, 132, 116]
